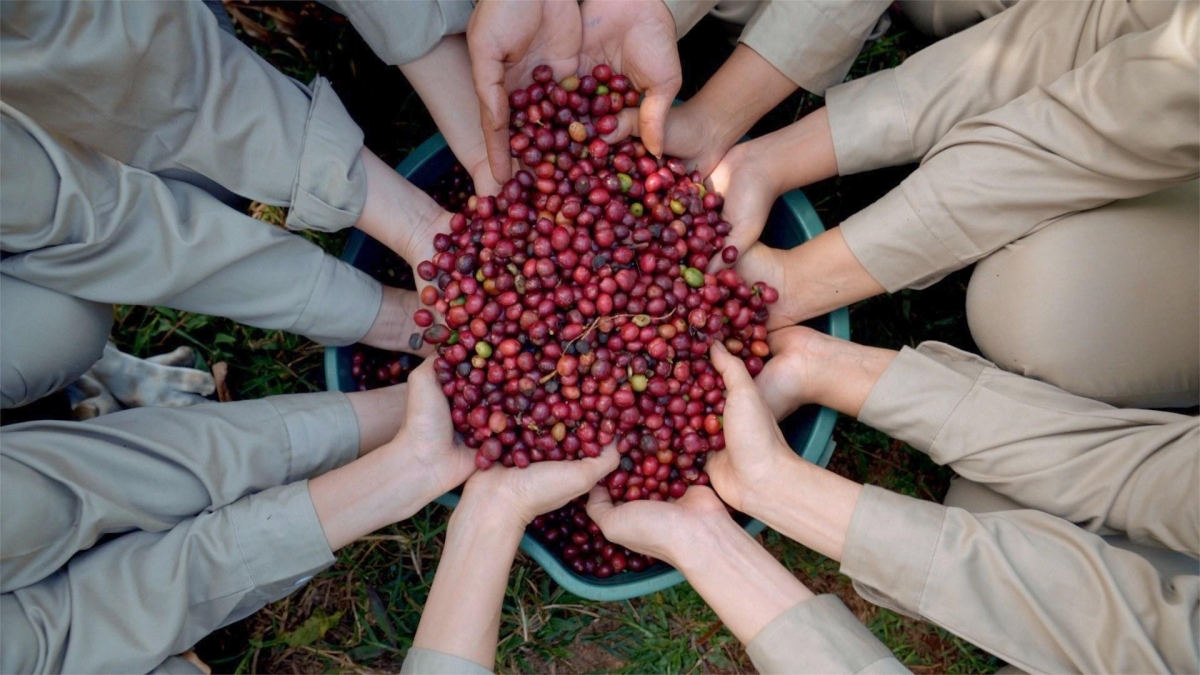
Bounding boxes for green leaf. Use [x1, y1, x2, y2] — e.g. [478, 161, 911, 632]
[367, 587, 397, 646]
[214, 333, 237, 345]
[280, 609, 342, 648]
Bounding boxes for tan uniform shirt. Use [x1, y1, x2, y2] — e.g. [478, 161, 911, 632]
[826, 0, 1196, 292]
[321, 0, 473, 66]
[663, 0, 891, 94]
[850, 342, 1199, 672]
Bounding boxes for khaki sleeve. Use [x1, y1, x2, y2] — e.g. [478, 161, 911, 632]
[0, 0, 366, 232]
[661, 0, 723, 37]
[841, 486, 1200, 674]
[0, 393, 358, 593]
[321, 0, 473, 66]
[400, 647, 493, 674]
[746, 595, 909, 673]
[739, 0, 891, 95]
[0, 106, 382, 346]
[839, 3, 1199, 292]
[1, 482, 335, 674]
[859, 342, 1199, 556]
[827, 0, 1178, 175]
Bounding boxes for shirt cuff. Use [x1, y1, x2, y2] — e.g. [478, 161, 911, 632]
[739, 0, 886, 95]
[267, 391, 361, 482]
[400, 647, 492, 674]
[746, 595, 903, 674]
[662, 0, 721, 37]
[336, 0, 473, 66]
[841, 485, 947, 618]
[839, 170, 962, 292]
[826, 69, 917, 174]
[229, 481, 336, 601]
[289, 254, 383, 346]
[286, 77, 368, 233]
[858, 342, 988, 455]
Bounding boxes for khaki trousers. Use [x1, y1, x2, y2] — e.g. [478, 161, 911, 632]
[968, 181, 1200, 408]
[0, 393, 360, 673]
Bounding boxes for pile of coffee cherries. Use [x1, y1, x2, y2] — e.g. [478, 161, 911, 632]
[415, 63, 779, 506]
[531, 498, 654, 578]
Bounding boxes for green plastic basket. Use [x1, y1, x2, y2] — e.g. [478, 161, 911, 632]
[325, 133, 849, 601]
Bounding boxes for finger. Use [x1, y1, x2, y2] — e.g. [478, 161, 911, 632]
[563, 443, 621, 494]
[709, 342, 755, 391]
[585, 484, 616, 525]
[469, 48, 515, 184]
[637, 84, 679, 157]
[146, 346, 195, 367]
[602, 107, 641, 145]
[404, 358, 442, 407]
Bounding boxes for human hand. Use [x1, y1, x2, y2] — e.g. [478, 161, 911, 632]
[460, 444, 620, 529]
[704, 343, 797, 513]
[707, 142, 782, 270]
[603, 97, 730, 177]
[358, 286, 438, 357]
[381, 359, 477, 511]
[578, 0, 681, 157]
[468, 0, 582, 184]
[585, 484, 731, 566]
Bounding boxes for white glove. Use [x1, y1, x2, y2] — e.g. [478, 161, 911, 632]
[68, 343, 216, 419]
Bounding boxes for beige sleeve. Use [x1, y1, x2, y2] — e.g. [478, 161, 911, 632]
[0, 0, 366, 232]
[739, 0, 891, 94]
[321, 0, 473, 66]
[842, 486, 1200, 673]
[0, 393, 358, 593]
[859, 342, 1198, 556]
[400, 647, 493, 674]
[839, 3, 1199, 291]
[1, 482, 335, 674]
[746, 595, 909, 673]
[662, 0, 723, 37]
[827, 0, 1178, 175]
[0, 105, 382, 347]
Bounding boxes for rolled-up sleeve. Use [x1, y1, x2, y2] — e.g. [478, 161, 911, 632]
[746, 595, 908, 673]
[2, 482, 335, 674]
[839, 4, 1199, 292]
[842, 486, 1200, 674]
[740, 1, 890, 95]
[400, 647, 492, 674]
[0, 0, 367, 232]
[322, 0, 473, 65]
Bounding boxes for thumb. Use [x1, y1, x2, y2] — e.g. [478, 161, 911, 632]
[709, 342, 755, 391]
[637, 85, 677, 157]
[403, 359, 442, 410]
[603, 106, 641, 145]
[470, 51, 515, 184]
[585, 484, 616, 525]
[573, 443, 621, 486]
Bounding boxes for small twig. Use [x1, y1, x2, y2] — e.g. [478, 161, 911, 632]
[540, 307, 679, 384]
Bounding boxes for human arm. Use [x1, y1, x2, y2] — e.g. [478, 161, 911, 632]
[405, 447, 619, 670]
[711, 332, 1200, 673]
[586, 485, 908, 673]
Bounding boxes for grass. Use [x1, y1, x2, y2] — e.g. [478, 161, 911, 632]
[105, 3, 1002, 672]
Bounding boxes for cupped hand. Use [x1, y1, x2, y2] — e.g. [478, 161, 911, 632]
[585, 484, 731, 566]
[754, 325, 828, 420]
[707, 142, 780, 270]
[578, 0, 681, 158]
[703, 344, 795, 513]
[604, 98, 729, 177]
[463, 444, 620, 528]
[468, 0, 582, 184]
[386, 359, 477, 500]
[731, 242, 802, 330]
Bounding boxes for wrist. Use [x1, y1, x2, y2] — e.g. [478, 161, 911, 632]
[739, 446, 807, 520]
[671, 508, 747, 573]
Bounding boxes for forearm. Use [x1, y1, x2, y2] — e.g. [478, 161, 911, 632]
[412, 493, 524, 668]
[346, 384, 408, 456]
[399, 36, 496, 194]
[674, 513, 812, 644]
[688, 45, 797, 154]
[749, 227, 885, 327]
[739, 107, 837, 194]
[747, 455, 863, 562]
[308, 440, 439, 550]
[354, 149, 445, 266]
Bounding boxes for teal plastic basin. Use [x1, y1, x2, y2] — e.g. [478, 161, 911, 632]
[325, 133, 849, 601]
